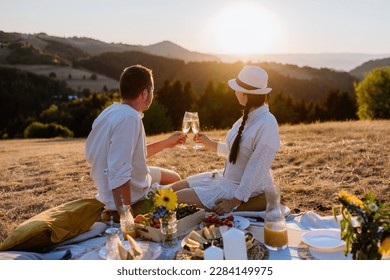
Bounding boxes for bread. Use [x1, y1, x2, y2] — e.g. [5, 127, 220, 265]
[117, 239, 132, 260]
[189, 230, 207, 244]
[186, 238, 200, 246]
[208, 225, 221, 239]
[126, 234, 142, 258]
[202, 227, 213, 239]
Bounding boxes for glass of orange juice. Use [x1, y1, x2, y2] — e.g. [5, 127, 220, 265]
[264, 221, 288, 250]
[264, 185, 288, 250]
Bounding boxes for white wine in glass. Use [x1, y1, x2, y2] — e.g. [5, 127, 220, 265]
[191, 112, 204, 149]
[179, 111, 193, 149]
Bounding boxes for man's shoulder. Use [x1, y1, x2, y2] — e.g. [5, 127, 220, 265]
[105, 103, 139, 119]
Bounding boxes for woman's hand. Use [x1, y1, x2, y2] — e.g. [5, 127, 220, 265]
[213, 198, 241, 215]
[213, 198, 233, 215]
[193, 132, 217, 150]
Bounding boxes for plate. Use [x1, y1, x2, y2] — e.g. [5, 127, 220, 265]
[99, 240, 161, 260]
[222, 215, 250, 230]
[301, 229, 345, 249]
[201, 214, 250, 230]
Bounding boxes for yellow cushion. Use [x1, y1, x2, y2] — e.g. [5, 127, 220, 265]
[0, 198, 104, 252]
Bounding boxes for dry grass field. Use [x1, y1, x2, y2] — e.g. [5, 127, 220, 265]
[0, 120, 389, 243]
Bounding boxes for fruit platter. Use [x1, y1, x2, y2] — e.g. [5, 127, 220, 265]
[134, 204, 200, 229]
[202, 212, 250, 230]
[134, 204, 205, 242]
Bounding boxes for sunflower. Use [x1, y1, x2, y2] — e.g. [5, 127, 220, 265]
[338, 190, 364, 208]
[154, 189, 178, 211]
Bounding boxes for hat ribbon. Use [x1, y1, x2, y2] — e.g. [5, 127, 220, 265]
[235, 78, 260, 91]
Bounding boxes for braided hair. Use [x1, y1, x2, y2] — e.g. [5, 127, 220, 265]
[229, 94, 268, 164]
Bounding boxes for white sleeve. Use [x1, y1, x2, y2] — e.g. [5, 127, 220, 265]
[217, 142, 229, 158]
[234, 144, 277, 202]
[106, 116, 139, 190]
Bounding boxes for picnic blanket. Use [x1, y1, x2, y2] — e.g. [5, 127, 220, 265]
[0, 210, 344, 260]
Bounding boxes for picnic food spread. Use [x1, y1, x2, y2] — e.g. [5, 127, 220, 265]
[174, 225, 268, 260]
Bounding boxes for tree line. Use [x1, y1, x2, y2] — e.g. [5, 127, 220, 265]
[1, 66, 362, 139]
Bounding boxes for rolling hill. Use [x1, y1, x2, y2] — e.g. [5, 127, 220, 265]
[0, 31, 220, 63]
[3, 30, 388, 100]
[349, 57, 390, 80]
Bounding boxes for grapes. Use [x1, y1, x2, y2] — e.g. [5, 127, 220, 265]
[176, 204, 199, 220]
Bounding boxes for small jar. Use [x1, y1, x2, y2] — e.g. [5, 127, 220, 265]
[118, 205, 137, 239]
[105, 228, 121, 260]
[159, 212, 178, 248]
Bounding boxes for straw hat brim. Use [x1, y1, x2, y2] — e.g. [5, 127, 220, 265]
[228, 79, 272, 95]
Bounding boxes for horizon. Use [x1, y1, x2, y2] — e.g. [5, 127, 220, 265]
[1, 0, 390, 56]
[6, 30, 390, 56]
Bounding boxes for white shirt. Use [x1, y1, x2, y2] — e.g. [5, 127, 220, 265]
[217, 105, 280, 202]
[85, 103, 151, 210]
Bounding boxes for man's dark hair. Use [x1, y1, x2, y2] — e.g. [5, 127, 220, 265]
[119, 65, 153, 99]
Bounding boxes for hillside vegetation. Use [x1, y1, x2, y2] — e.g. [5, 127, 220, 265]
[0, 120, 389, 243]
[350, 57, 390, 80]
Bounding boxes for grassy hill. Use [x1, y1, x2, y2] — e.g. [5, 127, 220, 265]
[349, 57, 390, 80]
[0, 31, 220, 62]
[1, 64, 118, 92]
[0, 120, 389, 243]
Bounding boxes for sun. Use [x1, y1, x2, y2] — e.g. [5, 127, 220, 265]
[212, 3, 280, 55]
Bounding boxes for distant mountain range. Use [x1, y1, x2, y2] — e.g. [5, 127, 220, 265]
[1, 31, 389, 72]
[219, 53, 390, 72]
[1, 30, 390, 97]
[0, 31, 220, 63]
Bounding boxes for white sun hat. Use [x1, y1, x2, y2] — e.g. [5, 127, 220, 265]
[228, 65, 272, 94]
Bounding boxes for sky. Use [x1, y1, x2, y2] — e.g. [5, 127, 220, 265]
[1, 0, 390, 55]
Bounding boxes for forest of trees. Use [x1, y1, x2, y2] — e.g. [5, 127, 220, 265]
[0, 66, 359, 139]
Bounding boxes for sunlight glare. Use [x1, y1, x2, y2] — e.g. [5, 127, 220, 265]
[213, 3, 280, 55]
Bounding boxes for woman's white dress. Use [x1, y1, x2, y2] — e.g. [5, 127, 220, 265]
[187, 105, 280, 209]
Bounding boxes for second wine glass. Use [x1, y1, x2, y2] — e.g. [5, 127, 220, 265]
[191, 112, 204, 150]
[179, 111, 193, 149]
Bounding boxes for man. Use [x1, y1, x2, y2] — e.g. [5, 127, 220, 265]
[86, 65, 185, 216]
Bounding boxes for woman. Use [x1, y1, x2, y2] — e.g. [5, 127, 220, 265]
[170, 65, 280, 215]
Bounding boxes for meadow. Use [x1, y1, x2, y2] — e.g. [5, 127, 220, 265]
[0, 120, 389, 243]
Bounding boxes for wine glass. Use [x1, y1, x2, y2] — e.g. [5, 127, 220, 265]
[191, 112, 204, 150]
[179, 111, 192, 149]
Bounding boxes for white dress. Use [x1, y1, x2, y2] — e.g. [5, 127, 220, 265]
[187, 105, 280, 209]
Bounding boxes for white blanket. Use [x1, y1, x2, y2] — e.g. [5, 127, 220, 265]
[0, 211, 346, 260]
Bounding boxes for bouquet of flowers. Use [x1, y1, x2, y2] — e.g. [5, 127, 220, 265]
[134, 186, 199, 228]
[333, 190, 390, 260]
[150, 188, 178, 221]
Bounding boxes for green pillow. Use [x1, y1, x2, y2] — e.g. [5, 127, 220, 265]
[0, 198, 104, 252]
